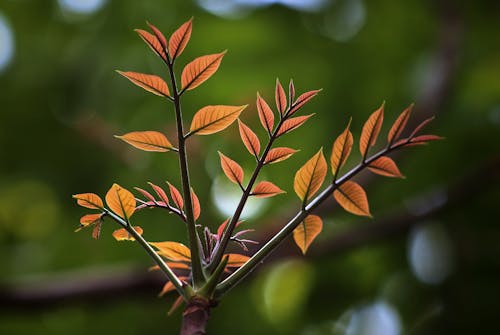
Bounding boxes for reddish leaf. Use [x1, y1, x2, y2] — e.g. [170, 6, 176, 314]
[168, 18, 193, 60]
[190, 188, 201, 221]
[217, 219, 244, 239]
[294, 148, 327, 202]
[409, 134, 444, 144]
[388, 104, 413, 144]
[275, 79, 287, 115]
[181, 52, 226, 91]
[92, 221, 102, 240]
[105, 183, 136, 220]
[360, 103, 384, 158]
[135, 29, 167, 61]
[409, 116, 435, 138]
[238, 120, 261, 157]
[134, 187, 156, 203]
[277, 114, 314, 136]
[79, 213, 102, 228]
[115, 131, 173, 152]
[256, 93, 275, 134]
[116, 71, 170, 97]
[368, 156, 404, 178]
[293, 215, 323, 254]
[264, 147, 298, 164]
[251, 181, 285, 198]
[333, 181, 371, 217]
[167, 182, 184, 210]
[73, 193, 104, 210]
[225, 254, 250, 268]
[218, 152, 244, 186]
[190, 105, 247, 136]
[150, 241, 191, 262]
[146, 22, 167, 49]
[112, 226, 143, 241]
[330, 118, 353, 177]
[289, 89, 321, 116]
[148, 182, 170, 204]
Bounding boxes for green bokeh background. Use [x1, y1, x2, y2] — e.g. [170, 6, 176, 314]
[0, 0, 499, 334]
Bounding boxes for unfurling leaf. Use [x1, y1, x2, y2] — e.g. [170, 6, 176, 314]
[112, 226, 143, 241]
[293, 214, 323, 254]
[217, 219, 229, 239]
[409, 116, 435, 138]
[167, 182, 184, 210]
[251, 181, 285, 198]
[115, 131, 173, 152]
[181, 52, 226, 91]
[256, 93, 275, 134]
[277, 114, 314, 136]
[388, 104, 413, 144]
[331, 118, 353, 177]
[190, 105, 247, 136]
[73, 193, 104, 210]
[150, 241, 191, 262]
[147, 182, 170, 204]
[368, 156, 404, 178]
[146, 22, 167, 49]
[238, 120, 260, 157]
[275, 79, 287, 115]
[116, 71, 170, 97]
[190, 188, 201, 221]
[333, 181, 371, 217]
[135, 29, 168, 61]
[79, 213, 102, 228]
[225, 254, 250, 268]
[264, 147, 298, 164]
[288, 79, 295, 105]
[219, 152, 244, 186]
[360, 103, 384, 158]
[105, 184, 136, 220]
[289, 89, 321, 116]
[294, 148, 327, 203]
[168, 18, 193, 60]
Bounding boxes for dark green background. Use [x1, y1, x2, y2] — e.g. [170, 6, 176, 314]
[0, 0, 499, 334]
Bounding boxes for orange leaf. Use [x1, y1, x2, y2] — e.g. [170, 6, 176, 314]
[289, 89, 321, 116]
[275, 79, 287, 115]
[167, 182, 184, 210]
[73, 193, 104, 210]
[190, 188, 201, 221]
[181, 52, 226, 91]
[150, 241, 191, 262]
[368, 156, 404, 178]
[134, 187, 156, 202]
[277, 114, 314, 136]
[189, 105, 247, 136]
[256, 93, 275, 134]
[92, 221, 102, 240]
[409, 116, 435, 138]
[146, 22, 167, 49]
[115, 131, 173, 152]
[409, 134, 444, 144]
[388, 104, 413, 144]
[359, 103, 384, 158]
[159, 276, 188, 297]
[294, 148, 327, 202]
[168, 295, 184, 315]
[217, 219, 229, 239]
[149, 262, 190, 272]
[293, 214, 323, 254]
[264, 147, 298, 164]
[79, 213, 102, 227]
[135, 29, 167, 61]
[218, 152, 244, 186]
[225, 254, 250, 268]
[116, 71, 170, 97]
[112, 226, 143, 241]
[330, 119, 353, 177]
[238, 120, 261, 157]
[105, 183, 136, 220]
[251, 181, 285, 198]
[333, 181, 371, 217]
[168, 18, 193, 60]
[147, 182, 170, 204]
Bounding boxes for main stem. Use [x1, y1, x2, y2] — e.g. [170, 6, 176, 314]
[167, 59, 204, 288]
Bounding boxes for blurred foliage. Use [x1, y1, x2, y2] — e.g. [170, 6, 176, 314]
[0, 0, 499, 334]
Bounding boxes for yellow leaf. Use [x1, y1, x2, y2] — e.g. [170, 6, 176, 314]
[360, 103, 384, 158]
[73, 193, 104, 210]
[112, 226, 143, 241]
[238, 119, 261, 157]
[116, 71, 170, 97]
[264, 147, 298, 165]
[333, 181, 371, 217]
[168, 18, 193, 60]
[181, 52, 226, 91]
[294, 149, 327, 202]
[368, 156, 404, 178]
[225, 254, 250, 268]
[330, 119, 353, 177]
[251, 181, 285, 198]
[293, 215, 323, 254]
[115, 131, 173, 152]
[190, 105, 247, 136]
[150, 241, 191, 262]
[105, 183, 136, 220]
[218, 152, 244, 185]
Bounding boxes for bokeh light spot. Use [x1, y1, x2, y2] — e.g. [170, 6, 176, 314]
[0, 13, 14, 73]
[58, 0, 107, 15]
[344, 301, 402, 335]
